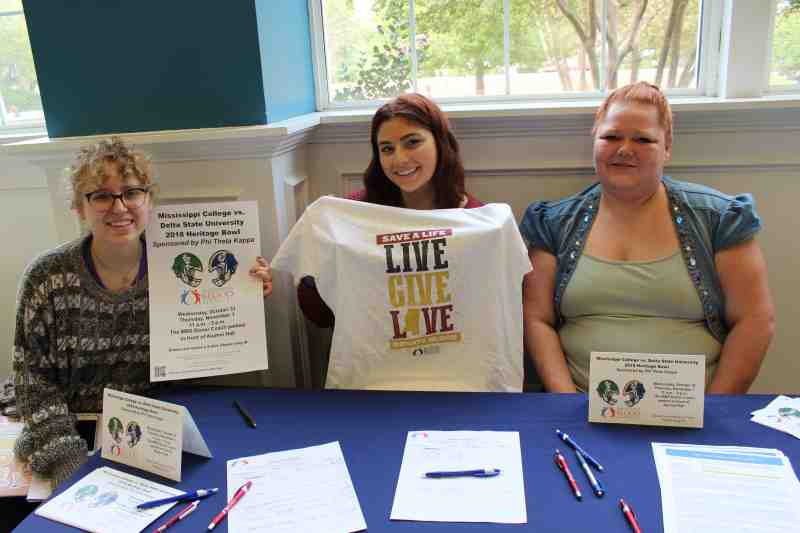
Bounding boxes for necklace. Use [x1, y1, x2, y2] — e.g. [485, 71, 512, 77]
[91, 244, 141, 289]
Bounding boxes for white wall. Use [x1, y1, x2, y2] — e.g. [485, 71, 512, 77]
[2, 102, 798, 394]
[0, 157, 58, 379]
[307, 105, 800, 395]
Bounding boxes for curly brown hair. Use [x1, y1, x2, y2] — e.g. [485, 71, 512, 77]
[67, 137, 156, 209]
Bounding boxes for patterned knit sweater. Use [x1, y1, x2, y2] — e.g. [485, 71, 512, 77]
[13, 236, 153, 489]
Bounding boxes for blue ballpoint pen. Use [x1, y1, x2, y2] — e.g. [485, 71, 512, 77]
[574, 448, 605, 497]
[555, 429, 604, 472]
[137, 488, 219, 509]
[425, 468, 501, 478]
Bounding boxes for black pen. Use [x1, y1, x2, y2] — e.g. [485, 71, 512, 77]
[233, 400, 257, 428]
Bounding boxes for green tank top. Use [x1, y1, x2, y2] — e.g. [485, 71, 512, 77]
[560, 251, 721, 392]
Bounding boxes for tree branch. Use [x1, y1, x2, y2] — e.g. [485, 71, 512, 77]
[656, 0, 685, 86]
[668, 0, 689, 87]
[555, 0, 589, 45]
[556, 0, 600, 88]
[615, 0, 649, 70]
[588, 0, 599, 43]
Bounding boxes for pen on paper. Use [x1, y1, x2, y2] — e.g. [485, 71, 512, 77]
[574, 449, 604, 497]
[619, 498, 643, 533]
[424, 468, 501, 478]
[208, 480, 252, 531]
[554, 449, 582, 500]
[137, 487, 218, 509]
[555, 429, 604, 471]
[233, 400, 257, 428]
[152, 500, 199, 533]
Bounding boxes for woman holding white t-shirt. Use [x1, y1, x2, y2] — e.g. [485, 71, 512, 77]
[297, 94, 483, 330]
[301, 94, 484, 386]
[275, 94, 536, 390]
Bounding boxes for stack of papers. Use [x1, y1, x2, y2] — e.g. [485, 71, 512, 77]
[652, 442, 800, 533]
[750, 395, 800, 439]
[0, 416, 31, 497]
[26, 473, 52, 501]
[9, 413, 102, 501]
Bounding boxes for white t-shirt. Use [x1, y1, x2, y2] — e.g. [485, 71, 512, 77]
[272, 196, 531, 392]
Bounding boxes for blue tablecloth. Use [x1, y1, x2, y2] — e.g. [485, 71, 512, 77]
[14, 389, 800, 532]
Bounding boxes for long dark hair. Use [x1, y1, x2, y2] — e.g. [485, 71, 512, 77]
[364, 93, 465, 208]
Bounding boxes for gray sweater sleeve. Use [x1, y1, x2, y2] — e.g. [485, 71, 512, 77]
[12, 254, 88, 488]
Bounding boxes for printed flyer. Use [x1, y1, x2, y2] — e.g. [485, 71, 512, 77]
[146, 201, 268, 381]
[101, 389, 211, 482]
[588, 352, 705, 428]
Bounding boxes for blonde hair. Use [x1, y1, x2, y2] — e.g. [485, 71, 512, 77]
[67, 137, 156, 210]
[592, 81, 673, 149]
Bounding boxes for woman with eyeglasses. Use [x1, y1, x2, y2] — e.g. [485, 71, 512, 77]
[12, 138, 272, 492]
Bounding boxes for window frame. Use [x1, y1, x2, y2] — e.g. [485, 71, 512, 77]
[311, 0, 723, 110]
[2, 1, 797, 135]
[0, 7, 45, 134]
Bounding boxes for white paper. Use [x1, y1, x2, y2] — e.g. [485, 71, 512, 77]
[750, 395, 800, 439]
[226, 441, 366, 533]
[652, 442, 800, 533]
[390, 430, 526, 523]
[147, 201, 268, 381]
[589, 352, 705, 428]
[101, 389, 211, 482]
[35, 466, 183, 533]
[0, 417, 30, 497]
[26, 473, 52, 501]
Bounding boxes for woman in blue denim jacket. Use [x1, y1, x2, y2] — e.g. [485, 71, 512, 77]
[520, 82, 775, 394]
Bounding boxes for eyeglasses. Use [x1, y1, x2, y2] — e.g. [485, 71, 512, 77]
[84, 187, 150, 212]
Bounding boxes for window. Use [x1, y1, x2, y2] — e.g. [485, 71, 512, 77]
[318, 0, 705, 106]
[770, 0, 800, 91]
[0, 0, 43, 131]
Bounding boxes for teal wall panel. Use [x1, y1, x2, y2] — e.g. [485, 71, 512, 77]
[23, 1, 268, 137]
[255, 0, 316, 122]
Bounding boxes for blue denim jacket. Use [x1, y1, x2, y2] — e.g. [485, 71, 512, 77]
[519, 176, 761, 343]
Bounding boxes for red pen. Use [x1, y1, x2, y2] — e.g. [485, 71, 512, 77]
[619, 498, 643, 533]
[152, 500, 199, 533]
[554, 449, 582, 500]
[207, 480, 252, 531]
